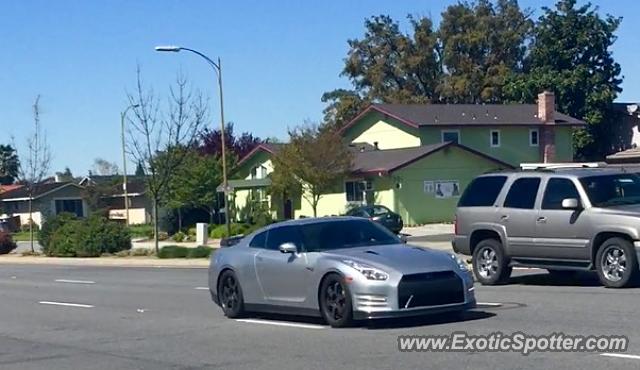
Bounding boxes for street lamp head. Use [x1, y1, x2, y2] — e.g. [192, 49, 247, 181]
[155, 45, 181, 52]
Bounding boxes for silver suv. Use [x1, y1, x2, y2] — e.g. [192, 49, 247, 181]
[453, 167, 640, 288]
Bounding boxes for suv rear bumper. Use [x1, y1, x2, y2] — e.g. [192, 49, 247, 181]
[452, 235, 471, 255]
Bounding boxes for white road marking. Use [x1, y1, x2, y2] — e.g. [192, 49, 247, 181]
[194, 287, 209, 290]
[236, 319, 325, 330]
[55, 279, 95, 285]
[601, 353, 640, 360]
[477, 302, 503, 307]
[39, 301, 94, 309]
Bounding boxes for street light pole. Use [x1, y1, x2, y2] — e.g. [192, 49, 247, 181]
[121, 104, 139, 226]
[154, 46, 231, 237]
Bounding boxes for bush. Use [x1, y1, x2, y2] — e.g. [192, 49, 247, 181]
[0, 232, 17, 255]
[187, 227, 197, 237]
[46, 215, 131, 257]
[39, 212, 78, 252]
[127, 224, 154, 239]
[187, 246, 213, 258]
[157, 245, 189, 259]
[21, 221, 40, 233]
[210, 223, 248, 239]
[172, 231, 186, 242]
[131, 248, 154, 257]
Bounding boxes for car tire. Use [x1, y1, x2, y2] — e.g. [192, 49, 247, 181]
[218, 270, 246, 318]
[595, 237, 639, 288]
[319, 273, 354, 328]
[472, 239, 511, 285]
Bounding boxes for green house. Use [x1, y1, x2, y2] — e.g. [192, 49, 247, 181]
[227, 91, 585, 225]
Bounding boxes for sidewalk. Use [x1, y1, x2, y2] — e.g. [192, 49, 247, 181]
[0, 255, 210, 268]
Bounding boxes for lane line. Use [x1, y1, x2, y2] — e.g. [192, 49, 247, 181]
[39, 301, 94, 308]
[477, 302, 503, 307]
[194, 287, 209, 290]
[235, 319, 325, 329]
[55, 279, 96, 285]
[601, 353, 640, 360]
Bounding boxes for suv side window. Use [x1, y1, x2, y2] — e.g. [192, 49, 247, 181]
[249, 231, 267, 249]
[542, 178, 580, 210]
[504, 177, 541, 209]
[265, 226, 301, 251]
[458, 176, 507, 207]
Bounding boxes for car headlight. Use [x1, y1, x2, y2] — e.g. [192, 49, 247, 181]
[450, 254, 469, 272]
[342, 260, 389, 281]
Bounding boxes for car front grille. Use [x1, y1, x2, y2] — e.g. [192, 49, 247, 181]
[397, 271, 464, 309]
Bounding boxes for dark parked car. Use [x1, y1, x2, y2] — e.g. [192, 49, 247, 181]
[346, 205, 403, 234]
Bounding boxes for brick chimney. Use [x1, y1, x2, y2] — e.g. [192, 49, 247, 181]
[537, 91, 556, 163]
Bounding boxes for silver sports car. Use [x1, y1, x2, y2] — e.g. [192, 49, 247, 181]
[208, 217, 476, 327]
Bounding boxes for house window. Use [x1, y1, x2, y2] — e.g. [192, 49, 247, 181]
[530, 129, 539, 146]
[54, 199, 84, 217]
[490, 130, 501, 147]
[345, 181, 364, 202]
[251, 165, 268, 179]
[441, 130, 460, 144]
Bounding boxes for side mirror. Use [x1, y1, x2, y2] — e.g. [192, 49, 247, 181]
[279, 242, 298, 254]
[399, 234, 408, 244]
[561, 198, 580, 210]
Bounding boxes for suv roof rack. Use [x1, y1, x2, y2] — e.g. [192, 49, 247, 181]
[519, 162, 607, 171]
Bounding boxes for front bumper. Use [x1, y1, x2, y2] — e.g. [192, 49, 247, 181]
[350, 270, 476, 320]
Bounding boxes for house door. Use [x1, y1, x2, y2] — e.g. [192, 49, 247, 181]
[284, 199, 293, 219]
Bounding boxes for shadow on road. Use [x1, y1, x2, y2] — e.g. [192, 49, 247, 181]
[247, 310, 495, 330]
[362, 310, 495, 330]
[508, 271, 605, 287]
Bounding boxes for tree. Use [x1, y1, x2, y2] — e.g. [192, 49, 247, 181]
[199, 122, 262, 160]
[164, 149, 222, 228]
[92, 158, 119, 176]
[55, 167, 74, 182]
[504, 0, 623, 159]
[15, 95, 52, 252]
[127, 69, 207, 253]
[0, 144, 19, 185]
[271, 125, 353, 217]
[438, 0, 533, 102]
[134, 161, 145, 176]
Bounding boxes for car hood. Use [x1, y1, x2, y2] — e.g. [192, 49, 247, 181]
[593, 204, 640, 217]
[321, 243, 455, 275]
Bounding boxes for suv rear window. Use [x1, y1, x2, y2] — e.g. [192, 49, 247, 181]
[458, 176, 507, 207]
[504, 177, 541, 209]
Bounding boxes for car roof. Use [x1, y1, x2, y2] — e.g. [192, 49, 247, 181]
[480, 167, 639, 179]
[261, 216, 364, 230]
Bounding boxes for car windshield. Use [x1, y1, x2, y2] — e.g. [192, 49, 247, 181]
[580, 173, 640, 207]
[371, 206, 390, 216]
[299, 219, 399, 252]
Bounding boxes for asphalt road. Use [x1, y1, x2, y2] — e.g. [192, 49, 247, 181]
[1, 265, 639, 370]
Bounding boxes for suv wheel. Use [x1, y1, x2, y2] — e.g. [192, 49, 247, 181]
[595, 237, 639, 288]
[472, 239, 512, 285]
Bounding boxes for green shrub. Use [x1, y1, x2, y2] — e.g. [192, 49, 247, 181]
[172, 231, 186, 242]
[39, 212, 78, 252]
[47, 221, 82, 257]
[158, 245, 189, 258]
[187, 227, 197, 237]
[187, 246, 214, 258]
[0, 232, 17, 255]
[45, 216, 131, 257]
[209, 223, 248, 239]
[21, 220, 40, 233]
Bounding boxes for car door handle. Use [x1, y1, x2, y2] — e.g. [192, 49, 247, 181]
[536, 217, 547, 223]
[500, 215, 509, 221]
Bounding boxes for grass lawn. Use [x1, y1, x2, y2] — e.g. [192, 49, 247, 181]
[11, 231, 39, 242]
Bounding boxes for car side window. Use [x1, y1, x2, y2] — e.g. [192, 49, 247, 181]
[265, 226, 301, 251]
[542, 178, 581, 210]
[503, 177, 541, 209]
[249, 231, 267, 249]
[458, 176, 507, 207]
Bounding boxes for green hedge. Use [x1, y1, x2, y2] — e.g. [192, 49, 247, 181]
[158, 245, 214, 259]
[209, 223, 249, 239]
[43, 215, 131, 257]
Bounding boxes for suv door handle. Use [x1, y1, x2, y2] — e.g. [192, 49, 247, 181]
[500, 215, 509, 221]
[536, 217, 547, 223]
